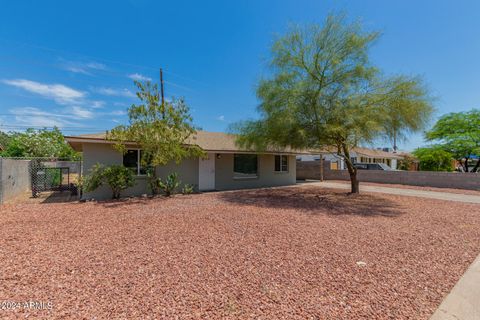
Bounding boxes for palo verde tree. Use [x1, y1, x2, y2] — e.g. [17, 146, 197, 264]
[107, 80, 205, 191]
[380, 76, 434, 151]
[425, 109, 480, 172]
[232, 14, 433, 193]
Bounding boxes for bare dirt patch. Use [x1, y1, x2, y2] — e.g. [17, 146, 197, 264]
[0, 186, 479, 319]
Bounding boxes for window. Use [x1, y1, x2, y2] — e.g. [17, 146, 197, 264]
[123, 149, 147, 175]
[274, 155, 288, 172]
[233, 154, 258, 178]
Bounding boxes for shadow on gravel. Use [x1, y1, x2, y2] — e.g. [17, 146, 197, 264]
[220, 186, 403, 217]
[97, 198, 156, 208]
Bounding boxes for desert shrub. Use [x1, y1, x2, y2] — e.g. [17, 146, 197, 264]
[157, 172, 180, 197]
[181, 184, 194, 195]
[84, 164, 136, 199]
[397, 154, 417, 171]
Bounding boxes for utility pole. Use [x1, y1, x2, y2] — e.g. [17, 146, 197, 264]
[160, 68, 165, 118]
[160, 68, 165, 106]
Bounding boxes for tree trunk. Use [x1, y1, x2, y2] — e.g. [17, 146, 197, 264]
[464, 158, 470, 172]
[393, 131, 397, 153]
[342, 144, 359, 194]
[472, 158, 480, 173]
[320, 154, 324, 181]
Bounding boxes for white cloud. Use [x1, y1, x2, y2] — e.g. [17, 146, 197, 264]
[128, 73, 152, 82]
[216, 115, 225, 121]
[91, 100, 106, 109]
[93, 87, 136, 98]
[109, 110, 127, 116]
[61, 60, 106, 75]
[7, 107, 76, 128]
[2, 79, 85, 105]
[70, 106, 94, 119]
[85, 62, 106, 70]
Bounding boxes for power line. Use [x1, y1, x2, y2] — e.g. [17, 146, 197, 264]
[0, 55, 195, 94]
[0, 37, 208, 88]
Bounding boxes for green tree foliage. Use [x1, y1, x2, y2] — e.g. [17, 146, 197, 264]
[413, 147, 453, 172]
[381, 76, 434, 151]
[0, 127, 80, 160]
[108, 80, 205, 168]
[84, 164, 135, 199]
[425, 109, 480, 172]
[231, 14, 433, 193]
[0, 131, 11, 150]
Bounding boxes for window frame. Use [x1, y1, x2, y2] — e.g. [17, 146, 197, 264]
[274, 155, 289, 173]
[233, 153, 258, 179]
[123, 149, 146, 176]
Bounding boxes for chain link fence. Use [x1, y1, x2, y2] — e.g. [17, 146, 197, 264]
[0, 157, 82, 203]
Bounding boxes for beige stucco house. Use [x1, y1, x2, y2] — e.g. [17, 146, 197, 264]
[66, 131, 311, 199]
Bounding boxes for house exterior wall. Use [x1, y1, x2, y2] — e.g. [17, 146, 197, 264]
[214, 154, 296, 190]
[155, 158, 199, 188]
[82, 143, 149, 199]
[81, 143, 297, 199]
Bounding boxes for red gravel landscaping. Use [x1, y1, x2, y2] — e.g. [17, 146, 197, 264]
[1, 186, 479, 319]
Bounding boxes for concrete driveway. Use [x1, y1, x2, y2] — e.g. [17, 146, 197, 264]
[303, 181, 480, 204]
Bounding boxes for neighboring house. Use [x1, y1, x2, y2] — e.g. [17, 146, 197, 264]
[297, 147, 404, 170]
[66, 131, 313, 199]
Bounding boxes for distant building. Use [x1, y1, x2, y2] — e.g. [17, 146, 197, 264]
[297, 147, 404, 170]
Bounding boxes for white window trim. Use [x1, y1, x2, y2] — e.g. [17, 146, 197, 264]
[125, 148, 146, 176]
[274, 154, 289, 173]
[233, 154, 259, 179]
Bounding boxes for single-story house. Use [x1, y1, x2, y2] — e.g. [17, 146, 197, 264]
[297, 147, 404, 170]
[66, 131, 313, 199]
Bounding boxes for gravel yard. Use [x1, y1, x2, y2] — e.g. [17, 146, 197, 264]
[1, 186, 479, 319]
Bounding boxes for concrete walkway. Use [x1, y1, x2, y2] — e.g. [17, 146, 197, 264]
[430, 254, 480, 320]
[306, 181, 480, 204]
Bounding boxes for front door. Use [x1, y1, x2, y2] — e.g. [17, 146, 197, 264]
[199, 153, 215, 191]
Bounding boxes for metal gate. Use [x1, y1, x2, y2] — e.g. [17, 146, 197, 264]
[29, 159, 82, 198]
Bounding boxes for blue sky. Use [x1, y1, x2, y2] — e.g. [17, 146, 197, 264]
[0, 0, 479, 151]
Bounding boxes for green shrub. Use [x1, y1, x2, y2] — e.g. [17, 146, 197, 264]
[84, 164, 136, 199]
[157, 172, 180, 197]
[181, 184, 194, 195]
[146, 167, 161, 195]
[413, 147, 453, 172]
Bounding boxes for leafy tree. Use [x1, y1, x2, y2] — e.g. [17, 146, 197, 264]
[232, 15, 433, 193]
[0, 131, 11, 150]
[413, 147, 453, 171]
[380, 76, 434, 151]
[108, 80, 205, 192]
[0, 127, 80, 160]
[425, 109, 480, 172]
[83, 164, 135, 199]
